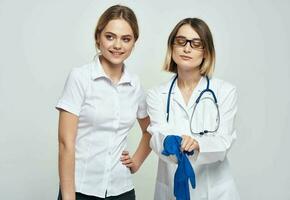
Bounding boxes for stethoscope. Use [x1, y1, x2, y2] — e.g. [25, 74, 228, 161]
[166, 74, 220, 135]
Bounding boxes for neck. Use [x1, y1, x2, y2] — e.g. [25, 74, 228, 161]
[99, 56, 123, 84]
[177, 68, 202, 90]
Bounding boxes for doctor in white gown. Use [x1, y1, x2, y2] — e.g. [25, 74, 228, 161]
[147, 18, 240, 200]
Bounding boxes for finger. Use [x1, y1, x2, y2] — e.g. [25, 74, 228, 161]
[193, 140, 200, 151]
[184, 138, 195, 151]
[182, 139, 192, 150]
[190, 140, 200, 151]
[181, 137, 189, 150]
[126, 162, 134, 167]
[121, 159, 131, 165]
[122, 150, 129, 155]
[188, 143, 196, 152]
[121, 154, 130, 159]
[122, 159, 133, 165]
[120, 156, 131, 163]
[120, 155, 130, 161]
[123, 162, 133, 167]
[184, 141, 193, 151]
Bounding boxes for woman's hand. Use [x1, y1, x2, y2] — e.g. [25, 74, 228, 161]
[181, 135, 200, 152]
[120, 151, 140, 174]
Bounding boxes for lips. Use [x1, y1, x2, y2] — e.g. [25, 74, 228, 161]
[180, 55, 192, 60]
[109, 50, 124, 56]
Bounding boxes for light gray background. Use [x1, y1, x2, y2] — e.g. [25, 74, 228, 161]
[1, 0, 290, 199]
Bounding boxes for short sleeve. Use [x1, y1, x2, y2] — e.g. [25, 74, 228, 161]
[55, 68, 87, 116]
[136, 81, 148, 119]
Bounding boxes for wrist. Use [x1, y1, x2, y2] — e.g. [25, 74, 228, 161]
[62, 194, 75, 200]
[130, 157, 141, 173]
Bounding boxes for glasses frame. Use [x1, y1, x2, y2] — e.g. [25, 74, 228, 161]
[173, 36, 204, 50]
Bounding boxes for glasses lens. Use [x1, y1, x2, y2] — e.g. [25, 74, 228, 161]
[191, 39, 203, 49]
[174, 37, 187, 46]
[174, 37, 204, 49]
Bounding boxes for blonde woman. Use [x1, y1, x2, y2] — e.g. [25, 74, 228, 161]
[56, 5, 151, 200]
[147, 18, 240, 200]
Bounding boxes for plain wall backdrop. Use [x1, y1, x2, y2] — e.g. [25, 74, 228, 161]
[1, 0, 290, 199]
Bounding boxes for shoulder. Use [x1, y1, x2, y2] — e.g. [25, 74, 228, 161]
[148, 83, 166, 97]
[124, 69, 144, 91]
[210, 77, 237, 104]
[147, 77, 175, 102]
[211, 77, 237, 93]
[70, 63, 92, 78]
[148, 76, 175, 95]
[64, 63, 93, 91]
[129, 72, 141, 87]
[67, 62, 93, 83]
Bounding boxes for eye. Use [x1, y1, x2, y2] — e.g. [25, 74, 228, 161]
[105, 34, 114, 41]
[192, 39, 203, 49]
[174, 37, 186, 45]
[122, 37, 132, 43]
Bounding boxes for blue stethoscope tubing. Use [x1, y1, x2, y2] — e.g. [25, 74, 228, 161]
[166, 74, 220, 135]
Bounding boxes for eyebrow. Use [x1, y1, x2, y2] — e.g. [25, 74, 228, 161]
[104, 32, 133, 38]
[175, 35, 201, 40]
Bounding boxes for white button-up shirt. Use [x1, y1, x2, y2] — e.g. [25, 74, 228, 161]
[147, 76, 240, 200]
[56, 58, 147, 198]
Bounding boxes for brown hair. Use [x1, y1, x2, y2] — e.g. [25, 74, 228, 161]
[164, 18, 215, 77]
[94, 5, 139, 49]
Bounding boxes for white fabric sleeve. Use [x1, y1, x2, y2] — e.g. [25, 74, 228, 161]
[146, 88, 177, 164]
[136, 84, 148, 119]
[194, 86, 238, 165]
[55, 68, 87, 116]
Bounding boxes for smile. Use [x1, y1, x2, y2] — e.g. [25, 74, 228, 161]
[109, 50, 124, 56]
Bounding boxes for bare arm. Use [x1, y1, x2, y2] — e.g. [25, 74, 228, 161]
[121, 116, 152, 173]
[58, 110, 78, 200]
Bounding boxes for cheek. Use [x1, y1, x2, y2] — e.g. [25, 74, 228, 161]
[124, 43, 134, 54]
[99, 40, 110, 51]
[193, 52, 204, 62]
[172, 48, 180, 62]
[98, 44, 106, 54]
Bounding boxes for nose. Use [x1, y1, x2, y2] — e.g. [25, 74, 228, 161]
[113, 39, 122, 50]
[183, 42, 192, 53]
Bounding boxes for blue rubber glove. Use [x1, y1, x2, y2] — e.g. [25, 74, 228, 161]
[162, 135, 196, 200]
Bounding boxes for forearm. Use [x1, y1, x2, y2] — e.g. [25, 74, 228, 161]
[193, 131, 236, 165]
[132, 132, 152, 171]
[59, 143, 76, 200]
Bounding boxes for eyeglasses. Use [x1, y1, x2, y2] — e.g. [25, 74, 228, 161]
[173, 36, 204, 49]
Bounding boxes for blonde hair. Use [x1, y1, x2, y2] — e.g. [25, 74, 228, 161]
[94, 5, 139, 49]
[164, 18, 215, 77]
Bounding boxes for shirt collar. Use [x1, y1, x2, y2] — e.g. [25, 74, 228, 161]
[118, 68, 134, 86]
[162, 74, 207, 109]
[91, 57, 134, 87]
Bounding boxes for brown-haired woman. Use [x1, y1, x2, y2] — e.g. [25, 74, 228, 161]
[147, 18, 240, 200]
[56, 5, 151, 200]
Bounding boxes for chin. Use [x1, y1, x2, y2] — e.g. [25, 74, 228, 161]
[103, 54, 127, 66]
[178, 64, 199, 72]
[108, 58, 124, 65]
